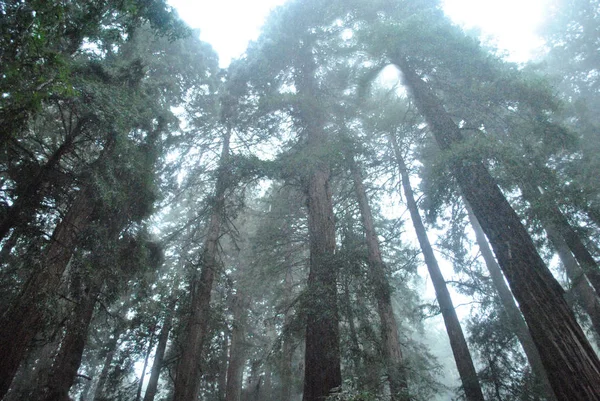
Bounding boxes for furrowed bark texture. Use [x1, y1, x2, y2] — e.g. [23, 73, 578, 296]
[172, 127, 231, 401]
[0, 192, 94, 398]
[465, 201, 558, 401]
[39, 276, 100, 401]
[390, 137, 484, 401]
[396, 59, 600, 400]
[296, 43, 342, 401]
[348, 153, 409, 400]
[143, 303, 175, 401]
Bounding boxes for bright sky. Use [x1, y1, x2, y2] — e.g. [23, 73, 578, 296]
[168, 0, 551, 66]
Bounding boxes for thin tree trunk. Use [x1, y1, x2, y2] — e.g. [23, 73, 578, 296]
[39, 275, 101, 401]
[544, 220, 600, 339]
[225, 293, 246, 401]
[394, 58, 600, 400]
[390, 136, 484, 401]
[143, 303, 175, 401]
[172, 121, 231, 401]
[92, 334, 120, 401]
[521, 182, 600, 297]
[347, 153, 409, 400]
[0, 192, 94, 398]
[135, 328, 156, 401]
[464, 200, 558, 401]
[280, 264, 294, 401]
[217, 331, 229, 401]
[296, 42, 342, 401]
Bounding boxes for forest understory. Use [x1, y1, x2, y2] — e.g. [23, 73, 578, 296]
[1, 0, 600, 401]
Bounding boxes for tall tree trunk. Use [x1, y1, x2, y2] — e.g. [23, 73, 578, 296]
[143, 303, 176, 401]
[135, 328, 156, 401]
[217, 331, 229, 401]
[225, 293, 246, 401]
[172, 122, 231, 401]
[464, 200, 558, 401]
[0, 191, 94, 398]
[390, 136, 484, 401]
[521, 182, 600, 297]
[92, 333, 120, 401]
[296, 42, 342, 401]
[347, 153, 409, 400]
[544, 218, 600, 339]
[394, 58, 600, 400]
[38, 274, 101, 401]
[280, 264, 294, 401]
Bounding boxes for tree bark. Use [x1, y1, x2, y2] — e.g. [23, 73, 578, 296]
[143, 304, 175, 401]
[295, 42, 342, 401]
[0, 191, 94, 398]
[135, 329, 156, 401]
[172, 123, 231, 401]
[225, 293, 246, 401]
[394, 58, 600, 400]
[521, 182, 600, 297]
[217, 331, 229, 401]
[280, 264, 294, 401]
[92, 333, 120, 401]
[38, 273, 101, 401]
[464, 201, 558, 401]
[543, 218, 600, 339]
[347, 153, 409, 400]
[390, 136, 484, 401]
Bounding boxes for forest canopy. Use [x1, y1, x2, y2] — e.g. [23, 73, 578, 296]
[1, 1, 600, 401]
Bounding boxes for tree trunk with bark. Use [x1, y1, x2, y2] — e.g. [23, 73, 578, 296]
[280, 264, 294, 401]
[347, 153, 409, 400]
[0, 191, 94, 398]
[521, 182, 600, 298]
[37, 272, 101, 401]
[295, 43, 342, 401]
[172, 123, 231, 401]
[225, 293, 246, 401]
[390, 136, 484, 401]
[465, 201, 558, 401]
[92, 333, 120, 401]
[135, 328, 156, 401]
[143, 302, 176, 401]
[394, 58, 600, 400]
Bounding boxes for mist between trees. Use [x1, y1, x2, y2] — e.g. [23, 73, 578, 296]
[1, 0, 600, 401]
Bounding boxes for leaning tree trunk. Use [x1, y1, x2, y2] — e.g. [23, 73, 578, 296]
[295, 43, 342, 401]
[225, 293, 246, 401]
[543, 217, 600, 340]
[390, 136, 484, 401]
[394, 57, 600, 400]
[347, 152, 409, 400]
[0, 191, 94, 398]
[464, 201, 558, 401]
[38, 273, 101, 401]
[143, 300, 176, 401]
[521, 181, 600, 297]
[172, 123, 231, 401]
